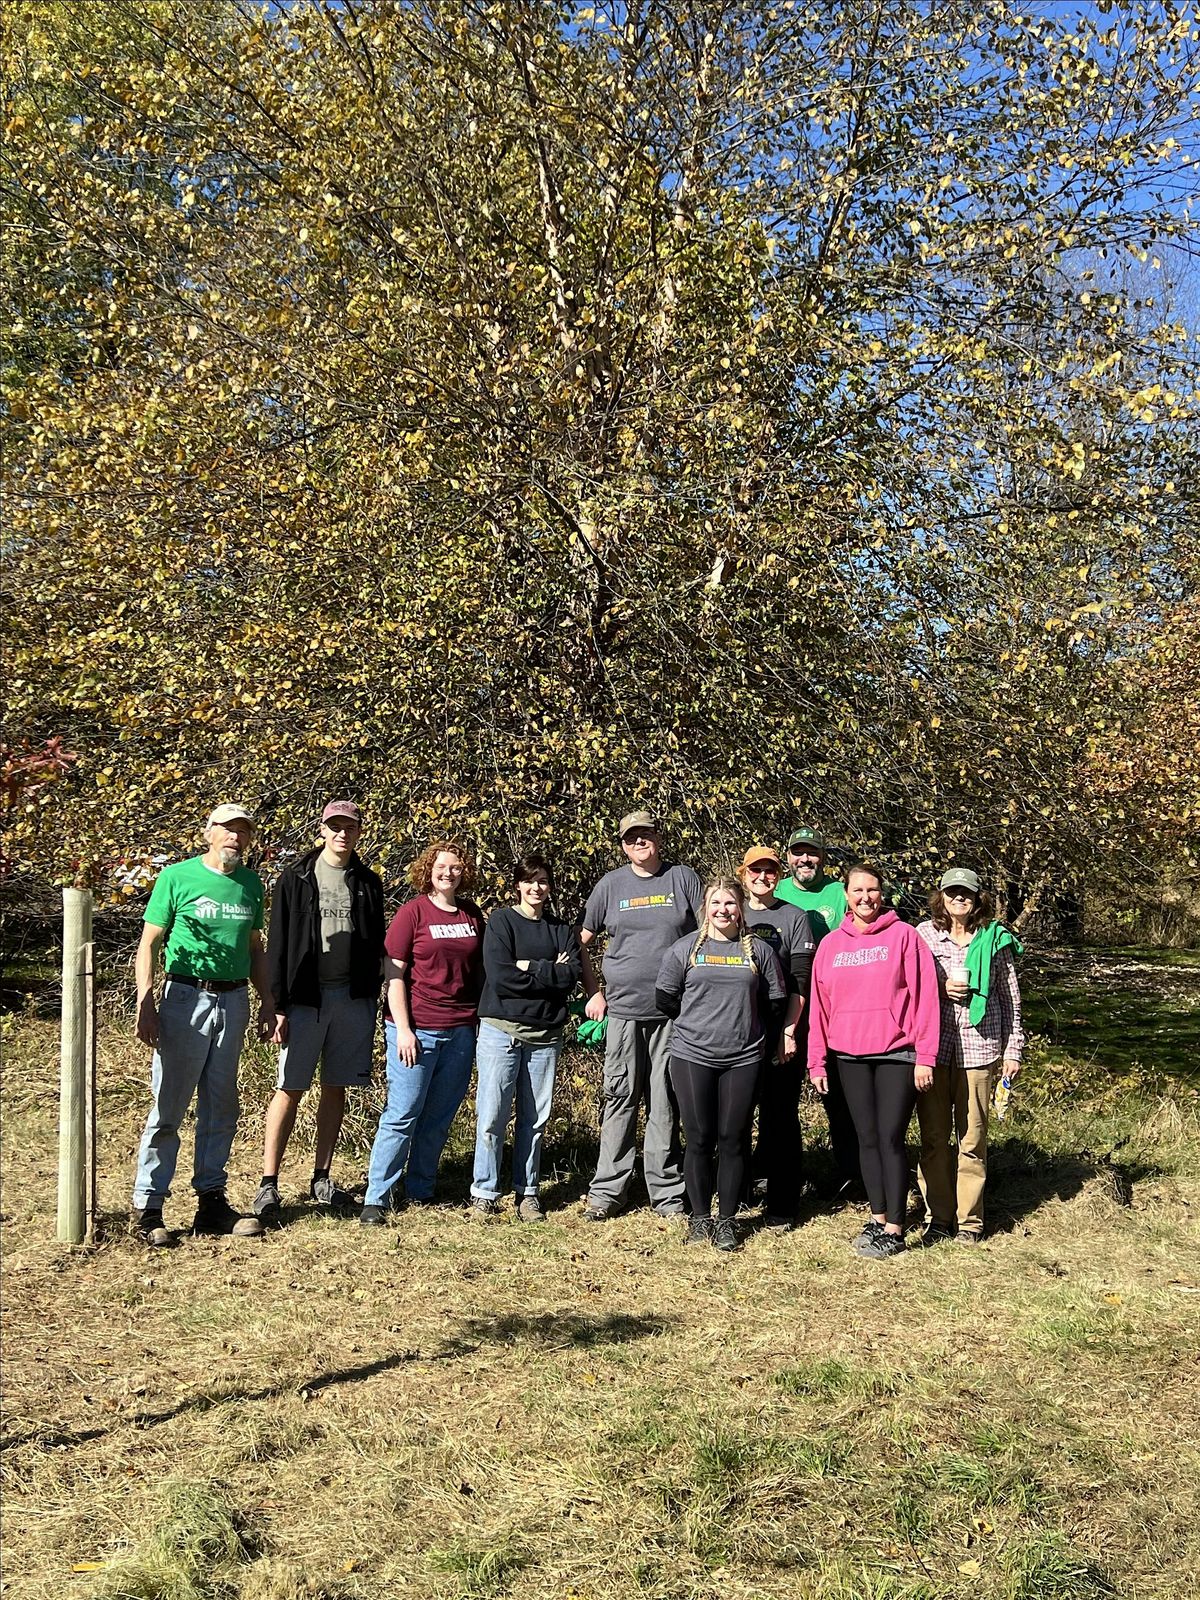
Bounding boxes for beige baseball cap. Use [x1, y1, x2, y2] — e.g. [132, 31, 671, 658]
[618, 809, 660, 838]
[207, 802, 255, 830]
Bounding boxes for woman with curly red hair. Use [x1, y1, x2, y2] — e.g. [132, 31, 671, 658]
[360, 842, 485, 1224]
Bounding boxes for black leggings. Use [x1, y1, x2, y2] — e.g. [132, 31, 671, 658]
[835, 1054, 918, 1226]
[670, 1057, 760, 1220]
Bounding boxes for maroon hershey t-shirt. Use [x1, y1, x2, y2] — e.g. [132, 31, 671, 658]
[384, 896, 485, 1029]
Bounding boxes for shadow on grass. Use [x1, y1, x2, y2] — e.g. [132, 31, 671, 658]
[0, 1310, 673, 1456]
[983, 1134, 1165, 1232]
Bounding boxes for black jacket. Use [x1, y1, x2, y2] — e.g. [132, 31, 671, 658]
[478, 907, 582, 1031]
[267, 849, 385, 1012]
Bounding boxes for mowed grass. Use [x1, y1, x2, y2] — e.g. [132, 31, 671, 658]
[2, 961, 1199, 1600]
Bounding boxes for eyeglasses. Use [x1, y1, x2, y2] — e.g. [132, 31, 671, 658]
[325, 823, 358, 835]
[746, 865, 779, 876]
[624, 830, 658, 843]
[943, 888, 976, 900]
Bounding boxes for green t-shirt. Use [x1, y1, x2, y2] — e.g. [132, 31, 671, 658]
[144, 856, 264, 982]
[774, 874, 847, 943]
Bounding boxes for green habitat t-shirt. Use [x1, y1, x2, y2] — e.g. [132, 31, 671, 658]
[144, 856, 264, 982]
[774, 874, 847, 943]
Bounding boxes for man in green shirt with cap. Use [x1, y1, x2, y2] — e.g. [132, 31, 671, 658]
[775, 826, 848, 940]
[774, 825, 861, 1199]
[131, 803, 275, 1245]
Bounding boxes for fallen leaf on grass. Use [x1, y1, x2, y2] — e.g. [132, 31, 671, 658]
[958, 1559, 982, 1576]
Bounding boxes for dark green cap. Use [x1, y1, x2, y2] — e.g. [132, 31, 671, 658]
[786, 826, 828, 852]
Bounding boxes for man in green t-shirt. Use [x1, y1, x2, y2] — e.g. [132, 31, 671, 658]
[774, 826, 848, 939]
[774, 825, 862, 1199]
[131, 803, 275, 1246]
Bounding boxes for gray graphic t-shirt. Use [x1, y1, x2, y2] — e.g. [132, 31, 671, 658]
[582, 862, 703, 1020]
[655, 934, 787, 1071]
[314, 856, 353, 987]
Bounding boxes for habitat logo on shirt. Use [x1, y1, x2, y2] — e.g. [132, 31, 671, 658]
[618, 893, 676, 911]
[193, 896, 253, 922]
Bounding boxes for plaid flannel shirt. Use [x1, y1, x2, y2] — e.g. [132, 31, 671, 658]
[916, 921, 1025, 1071]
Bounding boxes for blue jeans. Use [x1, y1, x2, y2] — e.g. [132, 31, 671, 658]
[132, 980, 250, 1207]
[470, 1022, 561, 1201]
[364, 1023, 475, 1205]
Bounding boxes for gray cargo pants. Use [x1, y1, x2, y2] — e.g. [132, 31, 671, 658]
[586, 1016, 686, 1212]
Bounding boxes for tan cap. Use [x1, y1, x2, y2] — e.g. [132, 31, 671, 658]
[207, 802, 254, 830]
[740, 845, 781, 870]
[618, 809, 660, 838]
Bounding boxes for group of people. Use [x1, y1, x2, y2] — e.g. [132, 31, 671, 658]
[130, 802, 1024, 1258]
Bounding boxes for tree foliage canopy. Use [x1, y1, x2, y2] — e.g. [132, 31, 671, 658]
[4, 0, 1198, 907]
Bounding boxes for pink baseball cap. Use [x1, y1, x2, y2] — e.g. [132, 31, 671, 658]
[321, 800, 363, 826]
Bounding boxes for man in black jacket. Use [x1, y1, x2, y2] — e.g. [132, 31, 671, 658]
[253, 802, 385, 1224]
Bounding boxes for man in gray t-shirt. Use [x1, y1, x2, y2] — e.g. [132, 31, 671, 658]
[578, 810, 703, 1219]
[314, 853, 353, 986]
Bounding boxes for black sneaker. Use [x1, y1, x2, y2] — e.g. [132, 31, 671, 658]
[252, 1181, 282, 1226]
[685, 1215, 713, 1245]
[953, 1228, 983, 1245]
[761, 1213, 795, 1232]
[583, 1200, 623, 1222]
[918, 1223, 955, 1247]
[309, 1175, 354, 1211]
[193, 1191, 264, 1238]
[712, 1217, 741, 1253]
[851, 1218, 885, 1251]
[359, 1204, 388, 1227]
[131, 1207, 173, 1248]
[855, 1229, 906, 1260]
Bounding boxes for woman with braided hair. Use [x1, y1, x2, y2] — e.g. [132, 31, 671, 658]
[654, 878, 788, 1252]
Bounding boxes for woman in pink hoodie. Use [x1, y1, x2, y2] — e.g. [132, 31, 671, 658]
[808, 862, 940, 1259]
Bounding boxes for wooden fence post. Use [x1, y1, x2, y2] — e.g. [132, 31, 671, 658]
[57, 887, 94, 1245]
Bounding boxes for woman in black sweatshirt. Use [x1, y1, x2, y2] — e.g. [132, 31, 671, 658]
[470, 854, 582, 1220]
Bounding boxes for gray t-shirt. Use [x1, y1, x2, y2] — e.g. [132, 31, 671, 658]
[656, 934, 787, 1071]
[314, 856, 353, 987]
[743, 900, 815, 990]
[582, 862, 703, 1020]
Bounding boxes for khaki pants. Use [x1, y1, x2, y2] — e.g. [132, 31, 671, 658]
[916, 1062, 996, 1235]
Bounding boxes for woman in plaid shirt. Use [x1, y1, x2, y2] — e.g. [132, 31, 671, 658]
[915, 868, 1024, 1244]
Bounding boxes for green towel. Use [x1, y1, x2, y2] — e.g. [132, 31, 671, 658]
[964, 923, 1023, 1027]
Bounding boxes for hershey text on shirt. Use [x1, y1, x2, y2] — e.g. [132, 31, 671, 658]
[831, 946, 890, 967]
[428, 923, 478, 940]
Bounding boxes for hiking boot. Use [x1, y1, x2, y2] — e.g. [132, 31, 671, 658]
[761, 1213, 795, 1232]
[359, 1204, 388, 1227]
[918, 1223, 955, 1248]
[516, 1195, 546, 1223]
[851, 1218, 885, 1251]
[193, 1191, 264, 1238]
[653, 1199, 687, 1218]
[470, 1196, 500, 1219]
[309, 1175, 354, 1211]
[252, 1181, 282, 1226]
[131, 1207, 173, 1248]
[712, 1217, 741, 1253]
[953, 1228, 983, 1245]
[855, 1229, 906, 1260]
[583, 1200, 621, 1222]
[685, 1215, 713, 1246]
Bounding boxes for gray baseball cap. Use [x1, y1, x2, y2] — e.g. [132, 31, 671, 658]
[940, 867, 981, 894]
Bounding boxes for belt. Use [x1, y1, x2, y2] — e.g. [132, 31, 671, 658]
[166, 973, 248, 993]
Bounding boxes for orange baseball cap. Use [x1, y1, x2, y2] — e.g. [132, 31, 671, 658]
[740, 845, 781, 870]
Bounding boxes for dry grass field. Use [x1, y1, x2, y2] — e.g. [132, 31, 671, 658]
[2, 956, 1199, 1600]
